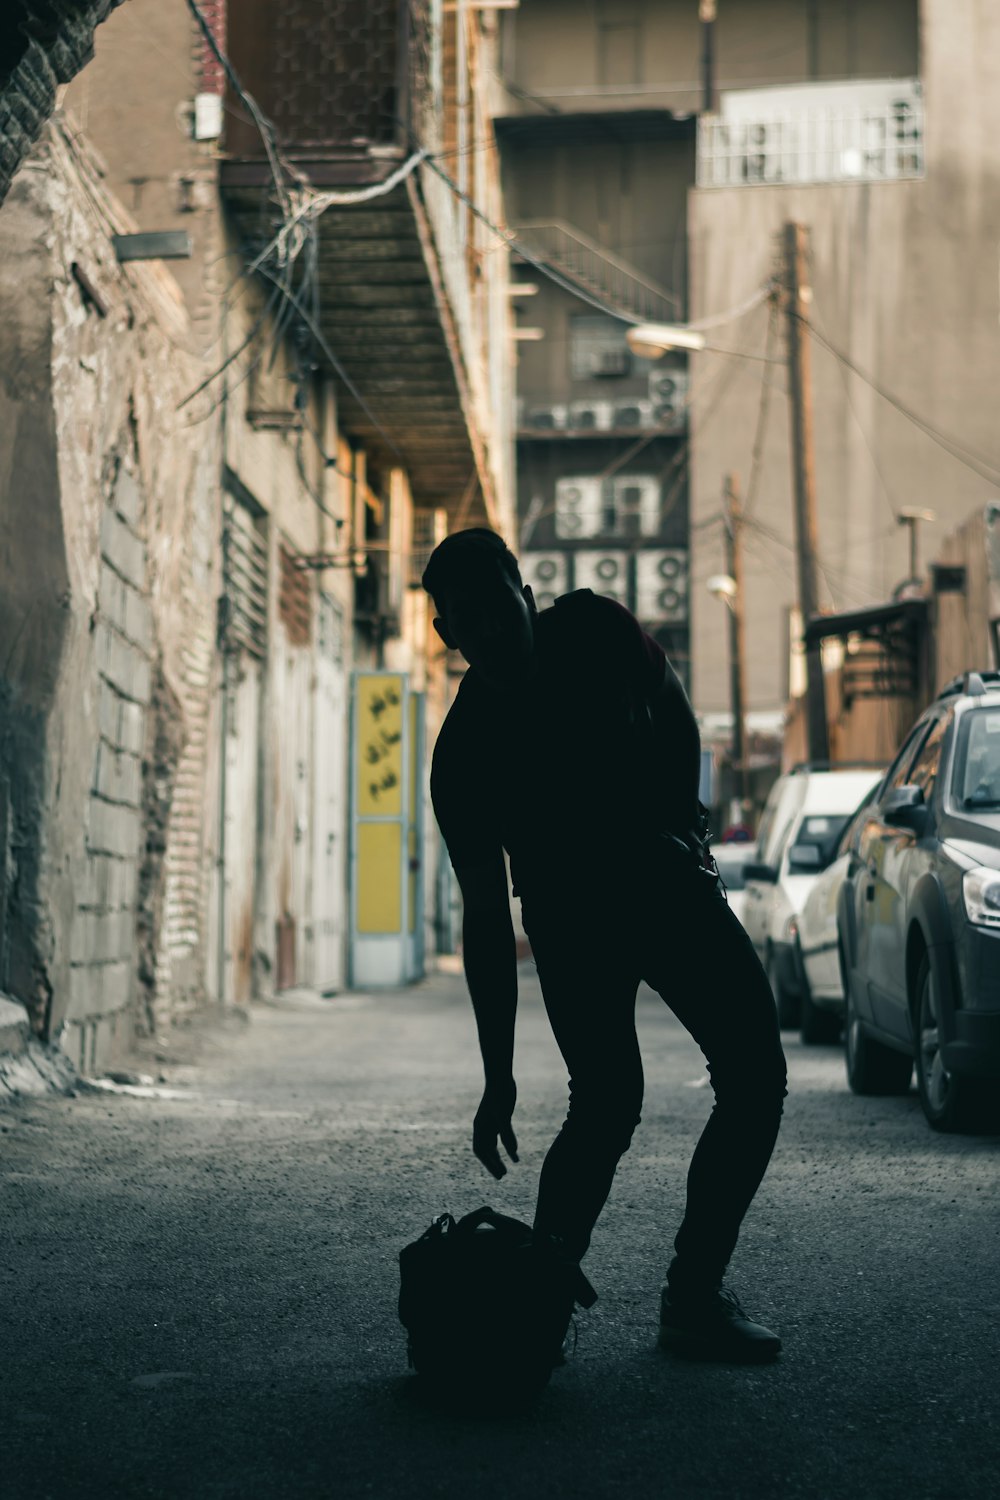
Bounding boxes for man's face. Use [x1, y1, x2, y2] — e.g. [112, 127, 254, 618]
[435, 571, 537, 690]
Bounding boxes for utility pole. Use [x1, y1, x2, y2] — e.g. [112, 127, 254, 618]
[783, 221, 830, 764]
[723, 473, 752, 818]
[700, 1, 717, 114]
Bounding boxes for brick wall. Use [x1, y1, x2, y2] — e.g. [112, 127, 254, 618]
[63, 461, 151, 1072]
[0, 2, 125, 208]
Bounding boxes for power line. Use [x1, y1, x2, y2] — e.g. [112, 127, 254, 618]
[255, 265, 403, 459]
[807, 320, 1000, 488]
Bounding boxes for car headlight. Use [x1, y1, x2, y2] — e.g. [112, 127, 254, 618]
[962, 867, 1000, 928]
[780, 914, 798, 944]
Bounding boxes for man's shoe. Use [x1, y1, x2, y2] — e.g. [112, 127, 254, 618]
[658, 1287, 781, 1363]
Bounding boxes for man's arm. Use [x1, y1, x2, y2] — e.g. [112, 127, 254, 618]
[455, 850, 520, 1178]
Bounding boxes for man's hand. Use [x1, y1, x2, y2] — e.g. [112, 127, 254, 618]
[473, 1077, 519, 1179]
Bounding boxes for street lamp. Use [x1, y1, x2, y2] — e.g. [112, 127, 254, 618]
[707, 573, 737, 606]
[626, 323, 707, 357]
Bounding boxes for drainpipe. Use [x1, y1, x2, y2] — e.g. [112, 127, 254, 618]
[215, 310, 230, 1012]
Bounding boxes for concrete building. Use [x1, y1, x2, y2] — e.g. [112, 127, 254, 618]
[686, 0, 999, 732]
[0, 0, 514, 1074]
[494, 0, 998, 790]
[492, 1, 697, 685]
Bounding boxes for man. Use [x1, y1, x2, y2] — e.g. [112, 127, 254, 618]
[424, 528, 787, 1362]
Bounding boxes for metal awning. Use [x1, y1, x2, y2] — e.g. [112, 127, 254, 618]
[803, 596, 929, 646]
[805, 596, 930, 704]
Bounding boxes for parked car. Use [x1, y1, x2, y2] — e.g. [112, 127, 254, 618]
[794, 782, 882, 1044]
[838, 671, 1000, 1132]
[710, 841, 751, 927]
[742, 764, 885, 1026]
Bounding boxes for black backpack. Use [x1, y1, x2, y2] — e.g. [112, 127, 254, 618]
[398, 1206, 597, 1410]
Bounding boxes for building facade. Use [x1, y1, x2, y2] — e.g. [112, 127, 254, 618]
[687, 0, 1000, 725]
[493, 1, 697, 685]
[0, 0, 515, 1072]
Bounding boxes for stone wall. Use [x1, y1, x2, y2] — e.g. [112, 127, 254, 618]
[0, 120, 221, 1070]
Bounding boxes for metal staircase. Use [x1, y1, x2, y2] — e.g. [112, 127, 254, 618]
[512, 219, 682, 323]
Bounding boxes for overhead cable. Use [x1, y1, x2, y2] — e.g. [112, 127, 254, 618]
[807, 321, 1000, 488]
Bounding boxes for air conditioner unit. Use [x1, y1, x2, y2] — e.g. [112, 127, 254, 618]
[520, 551, 569, 611]
[567, 400, 613, 433]
[585, 348, 630, 378]
[613, 475, 660, 538]
[648, 370, 690, 429]
[572, 550, 630, 605]
[635, 548, 689, 622]
[554, 477, 603, 539]
[612, 399, 654, 431]
[524, 402, 568, 431]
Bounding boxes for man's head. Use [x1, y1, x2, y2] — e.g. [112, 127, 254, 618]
[422, 528, 537, 690]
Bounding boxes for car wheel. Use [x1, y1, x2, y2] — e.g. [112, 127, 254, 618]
[914, 954, 996, 1133]
[844, 969, 912, 1095]
[800, 986, 841, 1045]
[767, 947, 799, 1030]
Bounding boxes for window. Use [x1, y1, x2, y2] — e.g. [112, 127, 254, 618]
[907, 713, 950, 804]
[787, 813, 851, 873]
[882, 719, 932, 796]
[951, 709, 1000, 810]
[569, 316, 631, 381]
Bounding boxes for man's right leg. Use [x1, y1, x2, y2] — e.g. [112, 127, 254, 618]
[523, 904, 643, 1264]
[639, 878, 787, 1361]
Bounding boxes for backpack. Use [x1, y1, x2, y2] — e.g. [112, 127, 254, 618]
[398, 1206, 597, 1410]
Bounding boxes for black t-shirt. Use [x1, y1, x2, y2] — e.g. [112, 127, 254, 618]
[430, 589, 701, 900]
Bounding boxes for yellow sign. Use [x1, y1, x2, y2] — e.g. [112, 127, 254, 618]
[356, 674, 404, 818]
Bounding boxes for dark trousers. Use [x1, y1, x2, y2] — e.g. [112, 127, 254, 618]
[522, 866, 787, 1296]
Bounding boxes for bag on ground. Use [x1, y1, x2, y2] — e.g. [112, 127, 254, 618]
[398, 1206, 597, 1407]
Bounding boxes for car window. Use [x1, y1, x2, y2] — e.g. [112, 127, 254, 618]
[764, 811, 797, 869]
[952, 707, 1000, 809]
[883, 720, 933, 795]
[907, 713, 950, 804]
[837, 783, 880, 855]
[754, 782, 784, 862]
[787, 813, 850, 873]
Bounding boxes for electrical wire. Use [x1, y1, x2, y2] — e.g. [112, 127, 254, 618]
[255, 265, 403, 459]
[807, 320, 1000, 488]
[184, 0, 303, 220]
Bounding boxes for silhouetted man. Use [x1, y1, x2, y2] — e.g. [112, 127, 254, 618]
[424, 528, 787, 1361]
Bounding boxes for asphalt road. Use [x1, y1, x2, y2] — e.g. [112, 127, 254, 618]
[2, 962, 999, 1500]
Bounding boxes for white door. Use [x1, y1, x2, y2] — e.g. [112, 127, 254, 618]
[224, 653, 261, 1006]
[313, 593, 347, 992]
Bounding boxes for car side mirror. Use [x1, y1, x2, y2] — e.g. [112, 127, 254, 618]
[788, 843, 823, 871]
[883, 784, 928, 833]
[743, 861, 778, 884]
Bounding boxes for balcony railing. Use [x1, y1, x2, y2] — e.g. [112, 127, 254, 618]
[513, 220, 681, 323]
[697, 81, 924, 189]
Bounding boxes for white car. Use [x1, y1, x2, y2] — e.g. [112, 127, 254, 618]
[710, 842, 751, 927]
[741, 765, 885, 1027]
[795, 781, 882, 1043]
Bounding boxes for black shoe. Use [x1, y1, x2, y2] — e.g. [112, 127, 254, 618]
[659, 1287, 782, 1363]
